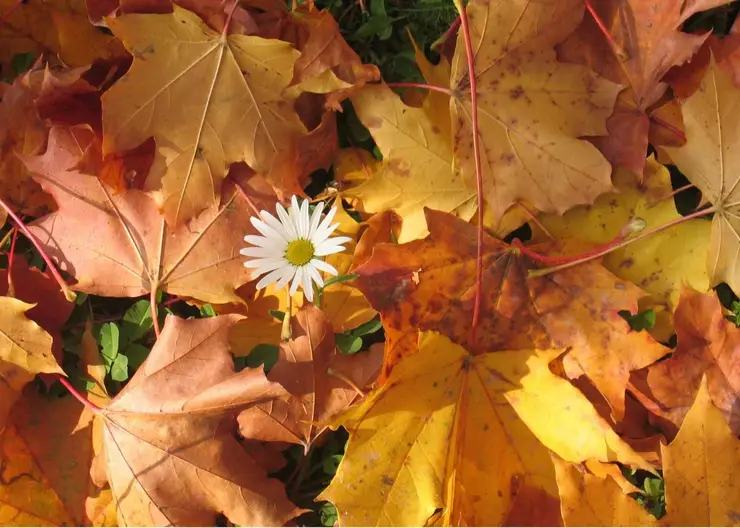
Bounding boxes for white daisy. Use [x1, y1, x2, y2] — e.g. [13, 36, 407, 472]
[241, 196, 352, 303]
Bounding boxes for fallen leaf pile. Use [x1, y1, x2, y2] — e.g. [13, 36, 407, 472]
[2, 0, 740, 526]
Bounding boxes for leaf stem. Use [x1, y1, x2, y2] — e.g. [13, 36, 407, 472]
[0, 227, 14, 251]
[6, 227, 18, 297]
[222, 0, 239, 36]
[385, 82, 456, 97]
[528, 206, 715, 278]
[150, 286, 161, 338]
[327, 366, 366, 398]
[453, 0, 485, 344]
[513, 231, 628, 266]
[431, 15, 461, 52]
[232, 178, 261, 216]
[1, 0, 23, 24]
[650, 114, 687, 144]
[651, 183, 696, 207]
[583, 0, 629, 61]
[55, 374, 101, 413]
[0, 195, 76, 302]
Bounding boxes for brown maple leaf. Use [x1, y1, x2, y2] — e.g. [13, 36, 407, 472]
[630, 288, 740, 436]
[557, 0, 717, 174]
[95, 314, 301, 526]
[25, 127, 275, 304]
[354, 209, 667, 419]
[238, 304, 382, 451]
[0, 73, 56, 219]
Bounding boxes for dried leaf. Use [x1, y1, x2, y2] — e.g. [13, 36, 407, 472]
[0, 297, 63, 431]
[0, 385, 114, 526]
[102, 5, 307, 224]
[26, 128, 277, 304]
[451, 0, 619, 221]
[97, 314, 300, 526]
[238, 305, 381, 450]
[348, 84, 474, 243]
[320, 332, 650, 526]
[661, 375, 740, 526]
[663, 49, 740, 295]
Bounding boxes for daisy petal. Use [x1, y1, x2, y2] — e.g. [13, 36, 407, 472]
[298, 198, 309, 238]
[241, 246, 283, 258]
[289, 268, 302, 296]
[312, 222, 342, 245]
[250, 217, 285, 241]
[311, 259, 338, 276]
[306, 263, 324, 288]
[316, 235, 352, 249]
[308, 201, 325, 238]
[316, 207, 337, 236]
[276, 203, 297, 239]
[301, 267, 314, 302]
[260, 211, 292, 242]
[256, 266, 288, 290]
[314, 244, 348, 257]
[245, 234, 286, 251]
[252, 258, 289, 276]
[275, 267, 295, 290]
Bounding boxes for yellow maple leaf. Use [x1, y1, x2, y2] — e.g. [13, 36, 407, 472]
[347, 83, 474, 243]
[534, 156, 711, 340]
[663, 50, 740, 296]
[661, 375, 740, 526]
[0, 385, 114, 526]
[0, 297, 63, 431]
[320, 332, 651, 526]
[553, 457, 658, 526]
[450, 0, 620, 222]
[102, 5, 307, 225]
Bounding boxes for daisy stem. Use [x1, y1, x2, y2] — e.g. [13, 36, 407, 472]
[281, 288, 292, 341]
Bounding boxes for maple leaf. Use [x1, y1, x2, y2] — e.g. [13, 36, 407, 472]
[663, 50, 740, 294]
[347, 83, 474, 243]
[630, 288, 740, 436]
[25, 127, 276, 304]
[450, 0, 620, 221]
[552, 457, 657, 526]
[0, 73, 56, 219]
[557, 0, 714, 174]
[238, 304, 382, 451]
[660, 375, 740, 526]
[320, 332, 651, 526]
[102, 5, 307, 225]
[95, 314, 300, 526]
[354, 208, 667, 418]
[0, 257, 74, 376]
[288, 9, 380, 108]
[0, 385, 114, 526]
[0, 297, 64, 431]
[534, 156, 711, 340]
[0, 0, 120, 77]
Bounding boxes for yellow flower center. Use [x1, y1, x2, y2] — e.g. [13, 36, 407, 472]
[285, 239, 314, 266]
